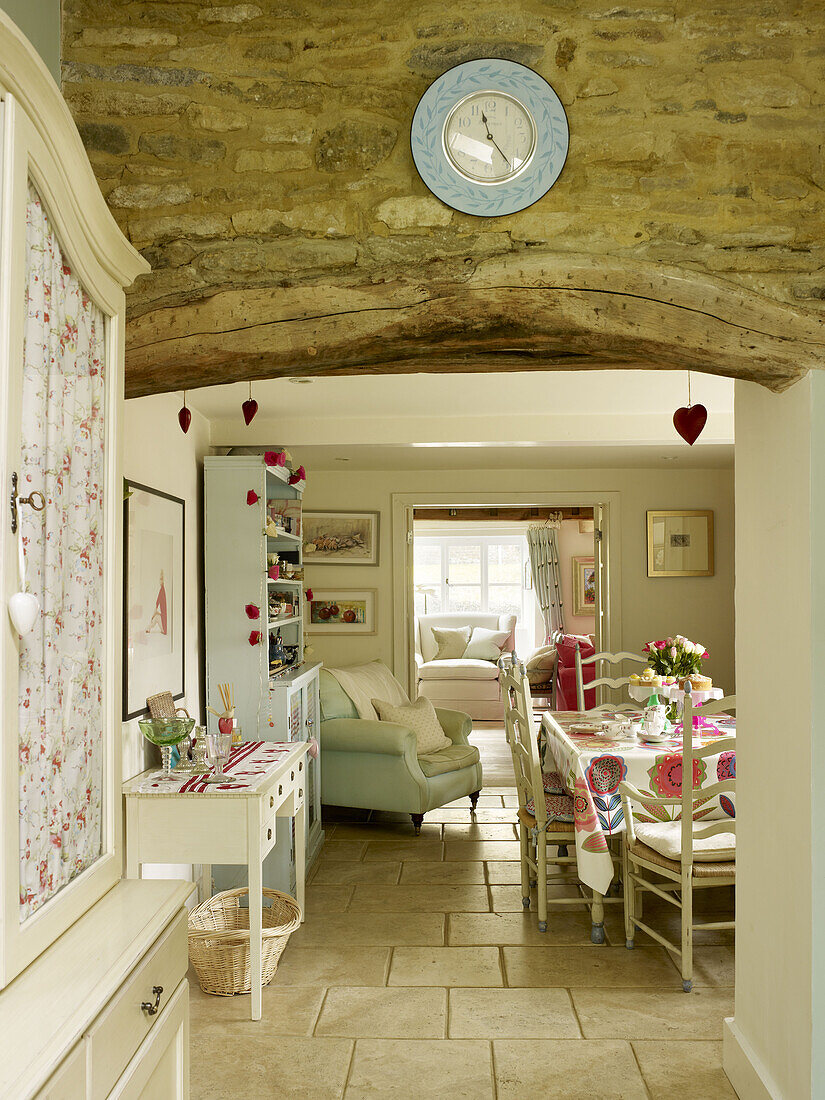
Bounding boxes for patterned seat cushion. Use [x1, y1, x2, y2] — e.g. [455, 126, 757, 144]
[542, 770, 565, 795]
[525, 790, 575, 823]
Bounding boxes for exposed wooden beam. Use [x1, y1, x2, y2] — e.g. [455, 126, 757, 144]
[124, 252, 825, 397]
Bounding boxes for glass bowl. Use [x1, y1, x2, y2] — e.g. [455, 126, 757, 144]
[138, 717, 196, 780]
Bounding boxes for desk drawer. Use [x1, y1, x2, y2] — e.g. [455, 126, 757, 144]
[86, 909, 188, 1100]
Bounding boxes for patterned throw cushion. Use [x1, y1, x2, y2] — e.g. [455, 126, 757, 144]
[432, 626, 472, 660]
[542, 770, 566, 795]
[525, 790, 575, 824]
[462, 627, 511, 662]
[372, 695, 452, 754]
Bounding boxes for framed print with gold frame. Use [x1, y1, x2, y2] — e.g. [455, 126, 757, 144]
[647, 510, 714, 577]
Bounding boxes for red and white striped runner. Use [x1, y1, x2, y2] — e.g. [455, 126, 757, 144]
[138, 741, 293, 794]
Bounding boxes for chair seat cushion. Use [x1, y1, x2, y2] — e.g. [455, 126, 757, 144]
[418, 742, 481, 777]
[418, 659, 500, 681]
[542, 770, 566, 795]
[517, 805, 575, 835]
[634, 821, 736, 863]
[524, 791, 575, 823]
[629, 839, 736, 878]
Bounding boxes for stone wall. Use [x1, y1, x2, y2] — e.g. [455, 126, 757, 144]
[62, 1, 825, 324]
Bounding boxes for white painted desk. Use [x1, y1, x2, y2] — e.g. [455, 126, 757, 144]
[123, 740, 309, 1020]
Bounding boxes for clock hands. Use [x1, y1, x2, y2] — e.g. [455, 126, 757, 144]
[480, 111, 511, 171]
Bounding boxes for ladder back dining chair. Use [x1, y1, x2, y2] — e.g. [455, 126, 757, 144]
[619, 687, 736, 991]
[500, 659, 591, 933]
[574, 645, 646, 711]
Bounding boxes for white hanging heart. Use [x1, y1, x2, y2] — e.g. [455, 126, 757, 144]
[9, 590, 39, 635]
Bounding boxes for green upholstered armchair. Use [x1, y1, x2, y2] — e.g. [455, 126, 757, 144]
[318, 669, 483, 834]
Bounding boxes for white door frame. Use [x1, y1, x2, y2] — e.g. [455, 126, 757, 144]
[391, 490, 622, 696]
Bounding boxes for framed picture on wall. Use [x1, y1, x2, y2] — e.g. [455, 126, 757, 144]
[306, 589, 377, 634]
[123, 481, 185, 719]
[647, 510, 714, 577]
[572, 556, 596, 616]
[303, 511, 379, 565]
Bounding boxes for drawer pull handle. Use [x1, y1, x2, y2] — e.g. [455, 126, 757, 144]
[267, 828, 272, 841]
[299, 788, 303, 798]
[141, 986, 163, 1016]
[278, 784, 283, 796]
[270, 796, 274, 808]
[299, 761, 303, 772]
[291, 770, 294, 780]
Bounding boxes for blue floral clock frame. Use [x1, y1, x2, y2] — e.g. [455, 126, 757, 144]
[410, 58, 569, 217]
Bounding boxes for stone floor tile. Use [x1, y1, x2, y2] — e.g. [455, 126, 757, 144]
[350, 884, 491, 913]
[489, 884, 586, 912]
[667, 945, 735, 987]
[311, 861, 402, 886]
[363, 840, 444, 862]
[445, 840, 521, 861]
[400, 860, 487, 884]
[449, 911, 594, 947]
[331, 821, 442, 841]
[188, 978, 325, 1036]
[502, 946, 676, 987]
[321, 840, 368, 861]
[345, 1039, 493, 1098]
[304, 885, 354, 915]
[632, 1039, 738, 1098]
[289, 912, 444, 947]
[449, 987, 580, 1039]
[444, 795, 504, 808]
[389, 946, 503, 987]
[425, 807, 517, 823]
[442, 823, 518, 841]
[485, 861, 524, 884]
[273, 946, 391, 987]
[191, 1035, 353, 1100]
[573, 987, 734, 1039]
[493, 1039, 648, 1099]
[315, 986, 446, 1039]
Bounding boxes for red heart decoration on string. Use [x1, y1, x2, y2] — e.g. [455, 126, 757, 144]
[268, 564, 280, 580]
[305, 588, 313, 602]
[178, 405, 191, 434]
[218, 716, 233, 736]
[246, 490, 259, 506]
[245, 603, 260, 620]
[673, 404, 708, 446]
[248, 630, 262, 646]
[242, 398, 258, 426]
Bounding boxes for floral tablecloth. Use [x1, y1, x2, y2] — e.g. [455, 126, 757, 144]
[541, 711, 736, 895]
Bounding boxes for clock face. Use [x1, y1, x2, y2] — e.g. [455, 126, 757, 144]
[443, 92, 537, 184]
[411, 59, 569, 217]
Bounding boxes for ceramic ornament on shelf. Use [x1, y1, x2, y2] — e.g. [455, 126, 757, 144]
[242, 381, 258, 426]
[178, 390, 191, 434]
[673, 372, 708, 446]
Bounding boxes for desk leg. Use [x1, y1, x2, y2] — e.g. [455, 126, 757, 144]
[248, 802, 263, 1022]
[295, 791, 306, 921]
[591, 891, 606, 944]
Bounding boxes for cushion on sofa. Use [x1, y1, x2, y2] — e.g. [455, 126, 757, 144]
[634, 821, 736, 862]
[463, 627, 511, 662]
[432, 626, 472, 660]
[372, 695, 451, 754]
[418, 659, 500, 681]
[418, 742, 481, 777]
[555, 634, 595, 668]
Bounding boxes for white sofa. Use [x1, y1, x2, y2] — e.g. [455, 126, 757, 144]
[415, 612, 517, 721]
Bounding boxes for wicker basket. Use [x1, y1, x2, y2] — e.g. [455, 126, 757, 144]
[188, 887, 302, 996]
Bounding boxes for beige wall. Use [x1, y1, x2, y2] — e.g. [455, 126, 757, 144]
[121, 392, 210, 781]
[557, 517, 597, 637]
[726, 375, 823, 1100]
[301, 464, 735, 692]
[0, 0, 60, 82]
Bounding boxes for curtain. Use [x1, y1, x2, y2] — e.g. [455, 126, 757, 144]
[527, 524, 564, 639]
[18, 182, 107, 920]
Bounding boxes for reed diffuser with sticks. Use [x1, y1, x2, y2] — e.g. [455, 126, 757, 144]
[207, 682, 242, 747]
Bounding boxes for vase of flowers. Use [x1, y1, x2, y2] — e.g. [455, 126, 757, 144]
[642, 635, 710, 685]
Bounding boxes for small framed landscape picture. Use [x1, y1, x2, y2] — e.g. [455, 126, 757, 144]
[647, 510, 714, 577]
[307, 589, 377, 634]
[303, 511, 379, 565]
[572, 556, 596, 616]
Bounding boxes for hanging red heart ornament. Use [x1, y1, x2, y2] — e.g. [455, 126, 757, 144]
[246, 490, 259, 506]
[248, 630, 262, 646]
[242, 397, 258, 425]
[178, 405, 191, 434]
[673, 404, 708, 446]
[245, 603, 260, 620]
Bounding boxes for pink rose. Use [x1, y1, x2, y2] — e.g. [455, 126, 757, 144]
[702, 650, 710, 658]
[656, 640, 667, 650]
[670, 646, 678, 658]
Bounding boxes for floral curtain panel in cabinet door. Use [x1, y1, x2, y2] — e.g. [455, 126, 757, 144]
[18, 183, 107, 921]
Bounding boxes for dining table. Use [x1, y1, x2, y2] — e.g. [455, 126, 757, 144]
[540, 709, 736, 943]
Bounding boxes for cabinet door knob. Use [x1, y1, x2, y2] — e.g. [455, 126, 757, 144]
[299, 788, 303, 798]
[291, 770, 295, 780]
[270, 795, 274, 808]
[267, 828, 272, 840]
[141, 986, 163, 1016]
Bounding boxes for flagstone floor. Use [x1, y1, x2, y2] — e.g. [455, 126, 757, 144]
[190, 727, 736, 1099]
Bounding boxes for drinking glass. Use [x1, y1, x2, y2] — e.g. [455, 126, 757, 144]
[138, 717, 195, 780]
[205, 730, 233, 783]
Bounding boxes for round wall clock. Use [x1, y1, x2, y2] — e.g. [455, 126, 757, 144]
[410, 58, 569, 217]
